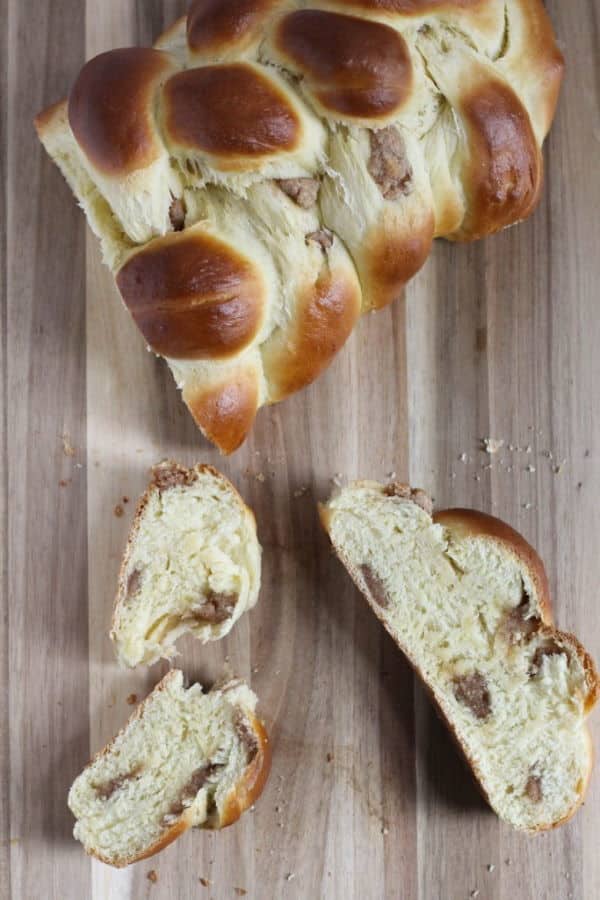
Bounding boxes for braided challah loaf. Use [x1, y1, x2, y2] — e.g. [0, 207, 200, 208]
[35, 1, 564, 452]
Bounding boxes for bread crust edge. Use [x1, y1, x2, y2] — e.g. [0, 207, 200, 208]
[319, 490, 599, 832]
[70, 670, 270, 866]
[110, 460, 259, 667]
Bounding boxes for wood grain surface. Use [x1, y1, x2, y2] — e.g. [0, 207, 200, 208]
[2, 1, 599, 898]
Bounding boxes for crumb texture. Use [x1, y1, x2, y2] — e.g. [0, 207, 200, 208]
[111, 463, 261, 667]
[323, 481, 597, 831]
[68, 671, 264, 866]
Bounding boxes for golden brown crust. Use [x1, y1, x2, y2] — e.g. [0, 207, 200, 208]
[182, 369, 260, 455]
[34, 98, 67, 135]
[510, 0, 565, 138]
[275, 10, 412, 121]
[68, 48, 175, 176]
[187, 0, 279, 58]
[218, 714, 272, 827]
[434, 507, 553, 622]
[116, 228, 266, 361]
[322, 0, 485, 10]
[163, 64, 301, 164]
[321, 489, 599, 831]
[361, 212, 434, 309]
[37, 1, 565, 452]
[261, 268, 361, 401]
[450, 77, 542, 240]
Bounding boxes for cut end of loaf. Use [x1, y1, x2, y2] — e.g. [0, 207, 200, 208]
[68, 670, 270, 867]
[111, 461, 261, 668]
[321, 481, 598, 832]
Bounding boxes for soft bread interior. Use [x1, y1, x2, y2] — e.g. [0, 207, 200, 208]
[68, 671, 265, 867]
[322, 482, 597, 831]
[111, 463, 261, 668]
[34, 102, 135, 270]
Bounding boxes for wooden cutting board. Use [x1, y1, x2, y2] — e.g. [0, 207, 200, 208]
[3, 1, 599, 898]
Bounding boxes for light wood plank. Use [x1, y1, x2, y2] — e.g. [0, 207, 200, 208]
[5, 1, 89, 898]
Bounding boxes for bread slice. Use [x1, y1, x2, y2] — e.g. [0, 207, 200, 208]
[111, 461, 261, 668]
[320, 481, 599, 832]
[68, 670, 270, 867]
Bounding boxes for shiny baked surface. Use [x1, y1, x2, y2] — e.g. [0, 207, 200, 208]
[35, 0, 564, 451]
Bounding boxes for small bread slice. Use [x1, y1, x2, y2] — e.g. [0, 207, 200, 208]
[320, 481, 599, 832]
[68, 670, 270, 867]
[111, 461, 261, 667]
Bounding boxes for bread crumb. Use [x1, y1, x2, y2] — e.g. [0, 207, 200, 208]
[553, 460, 566, 474]
[482, 437, 504, 454]
[326, 752, 334, 763]
[487, 864, 495, 873]
[522, 502, 533, 510]
[459, 453, 468, 463]
[61, 433, 76, 457]
[123, 496, 129, 503]
[147, 870, 158, 883]
[470, 891, 480, 899]
[126, 694, 137, 706]
[526, 465, 536, 473]
[255, 472, 266, 483]
[386, 471, 397, 480]
[234, 889, 247, 896]
[505, 858, 511, 866]
[199, 878, 211, 887]
[285, 873, 295, 882]
[293, 486, 308, 498]
[381, 826, 389, 835]
[59, 479, 70, 487]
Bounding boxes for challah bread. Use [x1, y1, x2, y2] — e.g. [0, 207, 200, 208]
[68, 670, 270, 867]
[36, 0, 564, 451]
[111, 461, 261, 668]
[320, 482, 598, 831]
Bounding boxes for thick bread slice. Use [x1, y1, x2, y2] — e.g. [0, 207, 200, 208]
[68, 670, 270, 867]
[111, 461, 261, 667]
[319, 481, 599, 832]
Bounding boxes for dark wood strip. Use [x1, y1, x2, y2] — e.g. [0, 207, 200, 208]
[1, 0, 10, 891]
